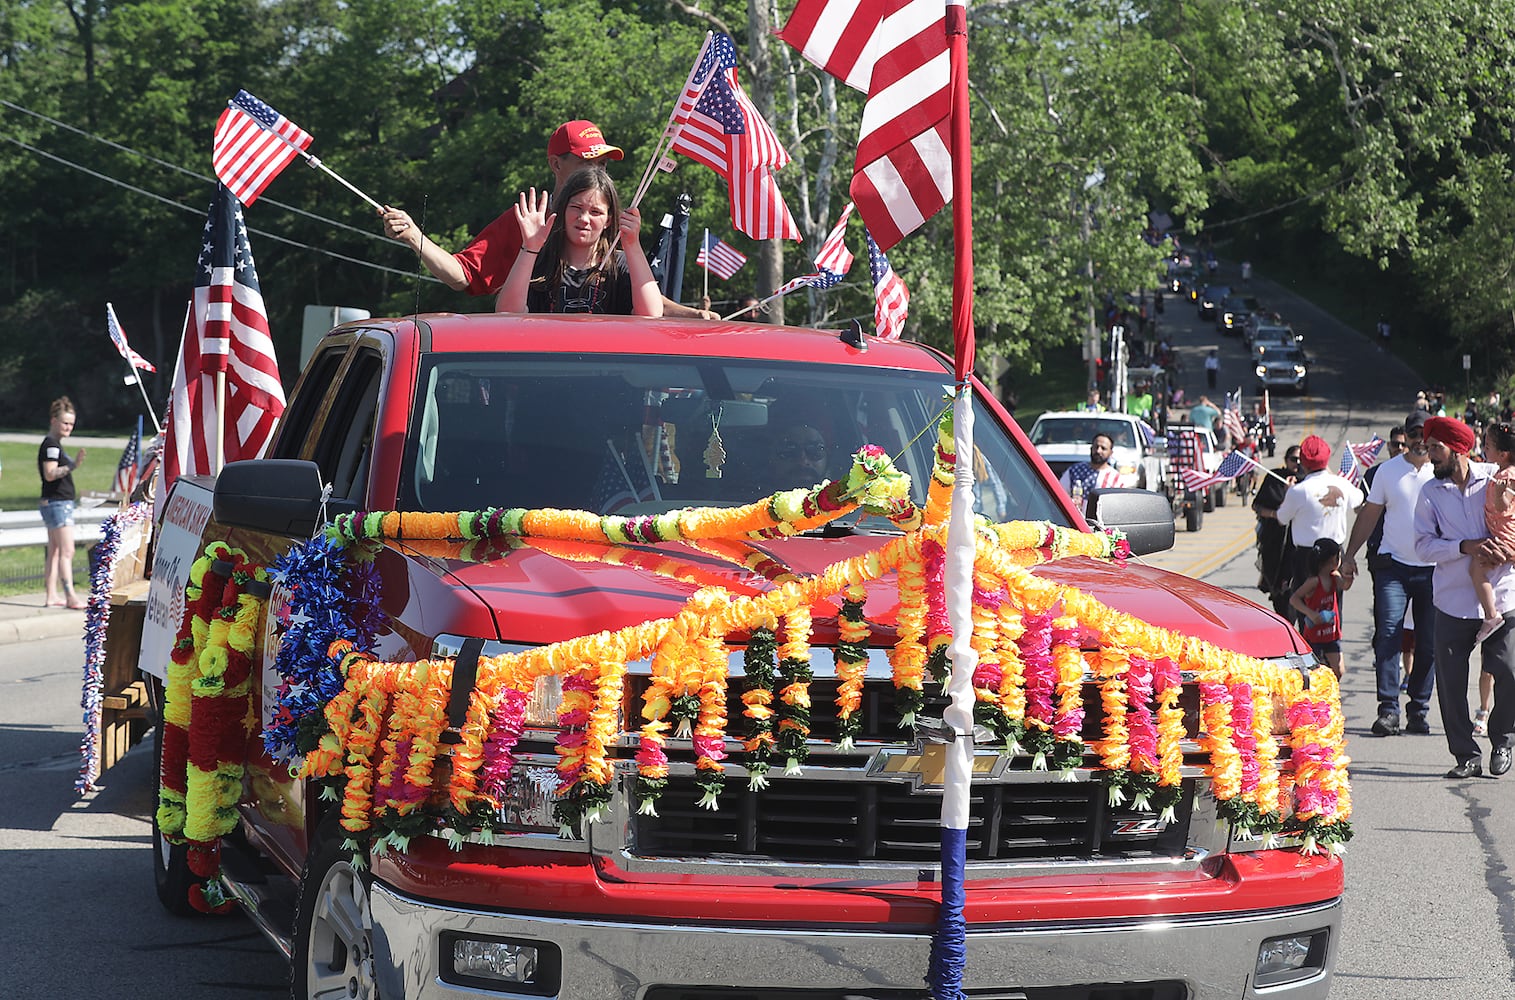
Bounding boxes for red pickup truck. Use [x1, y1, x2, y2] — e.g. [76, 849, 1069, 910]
[127, 312, 1346, 999]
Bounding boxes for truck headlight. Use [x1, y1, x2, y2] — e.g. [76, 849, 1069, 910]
[1255, 930, 1329, 987]
[1294, 365, 1308, 376]
[1256, 365, 1267, 377]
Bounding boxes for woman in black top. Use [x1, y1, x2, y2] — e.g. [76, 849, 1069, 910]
[497, 166, 661, 317]
[38, 395, 86, 608]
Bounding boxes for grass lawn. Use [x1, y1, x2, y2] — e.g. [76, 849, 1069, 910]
[0, 438, 123, 597]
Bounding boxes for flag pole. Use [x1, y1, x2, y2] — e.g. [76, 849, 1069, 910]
[214, 370, 226, 474]
[630, 31, 715, 211]
[241, 117, 382, 211]
[128, 364, 162, 435]
[931, 3, 975, 998]
[702, 228, 710, 305]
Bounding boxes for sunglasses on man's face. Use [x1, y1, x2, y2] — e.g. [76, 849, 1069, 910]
[1388, 438, 1408, 449]
[1285, 454, 1301, 463]
[776, 442, 827, 462]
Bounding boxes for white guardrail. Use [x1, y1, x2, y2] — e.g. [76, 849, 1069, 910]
[0, 501, 115, 548]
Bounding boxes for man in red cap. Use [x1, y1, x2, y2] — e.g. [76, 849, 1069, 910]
[379, 120, 716, 318]
[1276, 434, 1364, 604]
[1412, 415, 1515, 779]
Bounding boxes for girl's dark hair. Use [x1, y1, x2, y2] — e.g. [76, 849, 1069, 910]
[533, 166, 622, 292]
[1308, 537, 1341, 575]
[1488, 421, 1515, 456]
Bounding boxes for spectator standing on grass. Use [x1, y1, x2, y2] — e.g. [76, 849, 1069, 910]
[38, 395, 86, 610]
[1342, 412, 1435, 737]
[1411, 416, 1515, 779]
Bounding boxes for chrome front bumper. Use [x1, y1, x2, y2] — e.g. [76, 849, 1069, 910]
[370, 883, 1340, 999]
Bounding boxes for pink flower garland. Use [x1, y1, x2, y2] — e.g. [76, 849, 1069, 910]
[1125, 657, 1158, 771]
[478, 689, 528, 802]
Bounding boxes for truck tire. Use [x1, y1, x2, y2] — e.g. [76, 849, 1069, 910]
[1215, 485, 1227, 508]
[291, 820, 380, 1000]
[1202, 488, 1215, 513]
[151, 720, 203, 918]
[1185, 497, 1203, 533]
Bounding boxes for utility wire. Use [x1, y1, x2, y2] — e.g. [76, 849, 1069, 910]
[0, 132, 436, 281]
[0, 97, 390, 243]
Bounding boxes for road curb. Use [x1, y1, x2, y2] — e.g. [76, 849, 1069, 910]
[0, 610, 85, 646]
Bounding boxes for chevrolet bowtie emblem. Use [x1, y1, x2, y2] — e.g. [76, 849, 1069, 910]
[868, 739, 1007, 793]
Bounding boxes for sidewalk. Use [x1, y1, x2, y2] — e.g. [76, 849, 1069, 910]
[0, 592, 87, 645]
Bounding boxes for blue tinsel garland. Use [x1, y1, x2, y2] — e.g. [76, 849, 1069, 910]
[76, 501, 152, 794]
[263, 533, 382, 764]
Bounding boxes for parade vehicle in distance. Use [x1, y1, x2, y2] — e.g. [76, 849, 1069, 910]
[1027, 410, 1169, 493]
[1256, 346, 1312, 395]
[112, 313, 1347, 999]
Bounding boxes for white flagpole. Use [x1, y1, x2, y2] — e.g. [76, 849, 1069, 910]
[601, 32, 717, 264]
[245, 121, 383, 211]
[703, 229, 710, 305]
[128, 366, 162, 435]
[214, 370, 226, 474]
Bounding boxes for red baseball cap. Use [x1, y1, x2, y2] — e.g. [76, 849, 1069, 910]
[547, 120, 624, 161]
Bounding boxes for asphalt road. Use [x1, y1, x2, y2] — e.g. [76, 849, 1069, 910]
[1148, 261, 1515, 997]
[3, 273, 1514, 996]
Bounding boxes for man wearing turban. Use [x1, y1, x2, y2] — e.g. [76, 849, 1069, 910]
[1412, 416, 1515, 779]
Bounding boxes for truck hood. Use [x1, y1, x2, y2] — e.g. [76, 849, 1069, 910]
[404, 536, 1305, 659]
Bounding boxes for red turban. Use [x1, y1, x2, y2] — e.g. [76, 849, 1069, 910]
[1424, 416, 1476, 455]
[1299, 434, 1331, 472]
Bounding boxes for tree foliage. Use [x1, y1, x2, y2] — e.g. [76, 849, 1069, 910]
[2, 0, 1514, 428]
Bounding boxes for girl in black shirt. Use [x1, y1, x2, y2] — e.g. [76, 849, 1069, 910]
[38, 395, 86, 608]
[497, 166, 661, 317]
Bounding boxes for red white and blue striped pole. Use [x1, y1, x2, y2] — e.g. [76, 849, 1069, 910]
[929, 2, 976, 998]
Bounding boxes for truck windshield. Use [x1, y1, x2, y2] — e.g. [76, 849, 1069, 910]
[1030, 418, 1138, 449]
[398, 352, 1067, 526]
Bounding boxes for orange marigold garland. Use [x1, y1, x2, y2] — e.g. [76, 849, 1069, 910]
[890, 541, 928, 726]
[775, 600, 814, 775]
[834, 585, 870, 752]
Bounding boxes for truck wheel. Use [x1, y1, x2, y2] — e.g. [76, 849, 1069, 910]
[1185, 497, 1203, 533]
[1215, 485, 1227, 508]
[291, 820, 380, 1000]
[1202, 488, 1215, 513]
[151, 721, 202, 918]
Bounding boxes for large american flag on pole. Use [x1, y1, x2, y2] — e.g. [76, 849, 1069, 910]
[163, 185, 286, 487]
[212, 90, 313, 207]
[669, 34, 800, 241]
[778, 1, 952, 251]
[768, 203, 858, 297]
[1222, 388, 1247, 444]
[106, 302, 156, 372]
[866, 229, 909, 340]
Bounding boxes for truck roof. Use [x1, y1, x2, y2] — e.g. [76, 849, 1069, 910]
[337, 312, 956, 371]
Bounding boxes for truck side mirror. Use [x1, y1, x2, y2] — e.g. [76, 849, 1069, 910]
[214, 459, 355, 537]
[1084, 488, 1175, 556]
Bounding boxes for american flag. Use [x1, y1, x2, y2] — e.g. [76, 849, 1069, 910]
[212, 90, 312, 207]
[1168, 428, 1202, 471]
[1339, 436, 1385, 485]
[777, 1, 956, 252]
[769, 204, 858, 298]
[670, 34, 799, 241]
[811, 202, 856, 288]
[106, 302, 156, 372]
[163, 185, 286, 487]
[866, 229, 909, 340]
[588, 439, 659, 514]
[1179, 450, 1259, 493]
[112, 425, 141, 495]
[696, 233, 748, 280]
[1222, 389, 1247, 444]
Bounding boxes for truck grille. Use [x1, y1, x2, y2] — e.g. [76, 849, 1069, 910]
[633, 776, 1193, 865]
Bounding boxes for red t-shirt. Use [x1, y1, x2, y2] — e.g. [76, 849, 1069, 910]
[453, 210, 524, 296]
[1299, 575, 1341, 644]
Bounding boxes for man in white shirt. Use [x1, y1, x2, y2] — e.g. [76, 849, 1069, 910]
[1276, 435, 1365, 599]
[1343, 411, 1436, 736]
[1413, 416, 1515, 779]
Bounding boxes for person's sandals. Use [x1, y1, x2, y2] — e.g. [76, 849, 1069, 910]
[1474, 709, 1490, 737]
[1476, 617, 1505, 644]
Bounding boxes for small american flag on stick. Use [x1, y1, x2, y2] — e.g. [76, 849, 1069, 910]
[1180, 450, 1259, 493]
[213, 90, 313, 206]
[696, 233, 748, 280]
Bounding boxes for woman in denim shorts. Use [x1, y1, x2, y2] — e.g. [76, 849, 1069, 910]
[38, 396, 86, 608]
